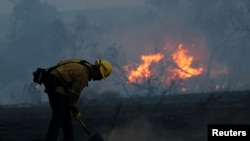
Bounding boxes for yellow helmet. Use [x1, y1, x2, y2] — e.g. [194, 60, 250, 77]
[95, 59, 112, 79]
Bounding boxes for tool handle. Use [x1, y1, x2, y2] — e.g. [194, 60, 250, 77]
[79, 120, 92, 137]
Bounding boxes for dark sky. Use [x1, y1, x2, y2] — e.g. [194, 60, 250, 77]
[0, 0, 145, 14]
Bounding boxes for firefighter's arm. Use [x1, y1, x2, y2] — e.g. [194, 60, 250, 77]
[68, 88, 81, 121]
[69, 79, 87, 121]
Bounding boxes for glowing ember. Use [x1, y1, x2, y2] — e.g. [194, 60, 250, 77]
[126, 53, 164, 83]
[171, 44, 204, 79]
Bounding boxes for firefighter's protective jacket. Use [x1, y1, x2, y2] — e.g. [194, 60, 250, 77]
[50, 59, 90, 107]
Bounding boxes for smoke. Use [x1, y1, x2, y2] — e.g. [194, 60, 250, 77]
[107, 117, 163, 141]
[1, 1, 249, 105]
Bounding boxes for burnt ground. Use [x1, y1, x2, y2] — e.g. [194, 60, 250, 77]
[0, 90, 250, 141]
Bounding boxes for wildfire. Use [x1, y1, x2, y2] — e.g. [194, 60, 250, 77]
[125, 43, 204, 86]
[171, 44, 204, 79]
[123, 42, 232, 93]
[125, 53, 164, 83]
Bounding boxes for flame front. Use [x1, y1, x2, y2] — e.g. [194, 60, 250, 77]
[126, 53, 164, 83]
[125, 43, 204, 86]
[171, 44, 204, 79]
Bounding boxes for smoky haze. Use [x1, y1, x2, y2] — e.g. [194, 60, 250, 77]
[0, 0, 249, 105]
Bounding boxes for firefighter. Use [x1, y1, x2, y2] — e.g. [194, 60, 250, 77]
[41, 58, 112, 141]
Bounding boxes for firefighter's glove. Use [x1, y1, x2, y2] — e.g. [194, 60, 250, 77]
[71, 106, 81, 121]
[73, 112, 82, 121]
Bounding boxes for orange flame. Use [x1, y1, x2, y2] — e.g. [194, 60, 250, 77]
[125, 43, 204, 87]
[171, 44, 204, 79]
[126, 53, 164, 83]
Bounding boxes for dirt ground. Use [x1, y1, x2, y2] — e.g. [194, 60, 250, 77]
[0, 90, 250, 141]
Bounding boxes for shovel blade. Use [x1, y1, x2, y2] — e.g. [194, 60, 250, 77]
[88, 132, 104, 141]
